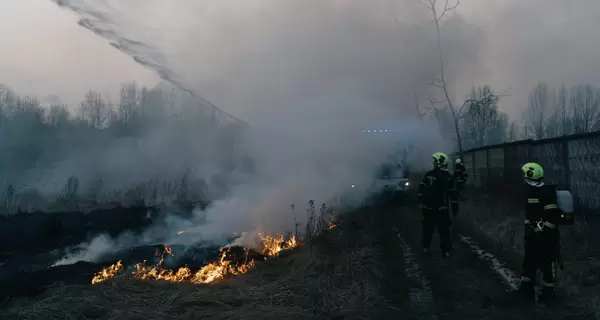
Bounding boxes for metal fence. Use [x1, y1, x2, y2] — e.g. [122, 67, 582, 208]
[455, 131, 600, 217]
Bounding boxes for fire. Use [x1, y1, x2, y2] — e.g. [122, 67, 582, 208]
[91, 233, 300, 285]
[328, 222, 336, 229]
[154, 244, 174, 266]
[258, 233, 299, 256]
[91, 260, 124, 284]
[132, 247, 256, 284]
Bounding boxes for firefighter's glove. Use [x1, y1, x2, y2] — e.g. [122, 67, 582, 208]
[535, 220, 544, 232]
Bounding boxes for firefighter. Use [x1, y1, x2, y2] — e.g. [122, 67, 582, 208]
[517, 162, 567, 301]
[454, 158, 468, 199]
[417, 152, 459, 258]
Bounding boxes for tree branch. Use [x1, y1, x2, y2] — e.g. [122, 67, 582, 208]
[428, 95, 444, 109]
[428, 80, 444, 89]
[419, 0, 434, 10]
[458, 90, 509, 118]
[421, 0, 464, 153]
[414, 92, 427, 120]
[437, 0, 460, 22]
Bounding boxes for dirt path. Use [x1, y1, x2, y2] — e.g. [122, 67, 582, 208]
[381, 205, 599, 320]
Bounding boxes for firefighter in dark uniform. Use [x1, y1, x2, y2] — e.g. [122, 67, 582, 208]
[418, 152, 459, 258]
[454, 158, 468, 199]
[517, 162, 572, 301]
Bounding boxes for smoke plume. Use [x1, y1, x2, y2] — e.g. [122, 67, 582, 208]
[46, 0, 485, 263]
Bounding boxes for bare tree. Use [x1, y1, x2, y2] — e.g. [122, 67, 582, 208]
[544, 110, 562, 139]
[0, 85, 17, 113]
[421, 0, 504, 154]
[118, 81, 140, 124]
[78, 90, 108, 129]
[570, 84, 600, 134]
[459, 85, 507, 149]
[10, 96, 45, 126]
[430, 96, 454, 137]
[506, 121, 519, 142]
[414, 92, 427, 121]
[47, 105, 70, 126]
[525, 82, 551, 139]
[557, 84, 571, 135]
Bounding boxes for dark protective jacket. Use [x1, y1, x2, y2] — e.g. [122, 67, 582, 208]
[418, 167, 459, 213]
[523, 183, 567, 272]
[454, 163, 468, 184]
[524, 184, 570, 230]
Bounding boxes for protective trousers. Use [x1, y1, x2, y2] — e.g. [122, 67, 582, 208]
[521, 229, 559, 292]
[455, 182, 465, 199]
[421, 209, 452, 253]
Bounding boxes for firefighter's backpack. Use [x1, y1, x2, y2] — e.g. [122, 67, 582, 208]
[556, 189, 575, 225]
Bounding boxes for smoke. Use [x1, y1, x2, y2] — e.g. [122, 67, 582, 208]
[53, 0, 485, 122]
[53, 234, 118, 266]
[44, 0, 487, 264]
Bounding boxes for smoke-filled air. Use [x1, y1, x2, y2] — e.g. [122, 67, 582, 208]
[2, 2, 600, 318]
[6, 0, 477, 263]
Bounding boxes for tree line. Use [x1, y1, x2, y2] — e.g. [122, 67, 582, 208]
[0, 82, 246, 213]
[420, 81, 600, 152]
[525, 82, 600, 140]
[416, 0, 600, 153]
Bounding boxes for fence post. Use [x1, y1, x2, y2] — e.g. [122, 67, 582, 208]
[486, 148, 491, 189]
[503, 145, 508, 183]
[562, 138, 571, 190]
[471, 151, 476, 188]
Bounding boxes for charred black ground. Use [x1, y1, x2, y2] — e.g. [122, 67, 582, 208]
[0, 205, 219, 301]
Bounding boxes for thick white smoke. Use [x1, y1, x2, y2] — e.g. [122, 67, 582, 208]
[48, 0, 479, 263]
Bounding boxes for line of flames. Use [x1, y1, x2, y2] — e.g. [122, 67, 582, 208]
[91, 233, 300, 285]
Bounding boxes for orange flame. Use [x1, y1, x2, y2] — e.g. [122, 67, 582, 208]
[91, 233, 300, 285]
[91, 260, 124, 284]
[131, 247, 256, 284]
[258, 233, 299, 256]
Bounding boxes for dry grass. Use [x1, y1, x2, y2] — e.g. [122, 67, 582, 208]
[1, 211, 389, 320]
[457, 191, 600, 317]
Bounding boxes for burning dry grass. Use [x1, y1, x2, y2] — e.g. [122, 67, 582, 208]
[92, 233, 300, 285]
[91, 260, 124, 285]
[2, 211, 389, 320]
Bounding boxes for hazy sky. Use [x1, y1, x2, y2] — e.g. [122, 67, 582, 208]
[2, 0, 600, 121]
[0, 0, 159, 106]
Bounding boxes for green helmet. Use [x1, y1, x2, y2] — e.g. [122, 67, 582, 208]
[521, 162, 544, 180]
[455, 158, 463, 164]
[433, 152, 449, 166]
